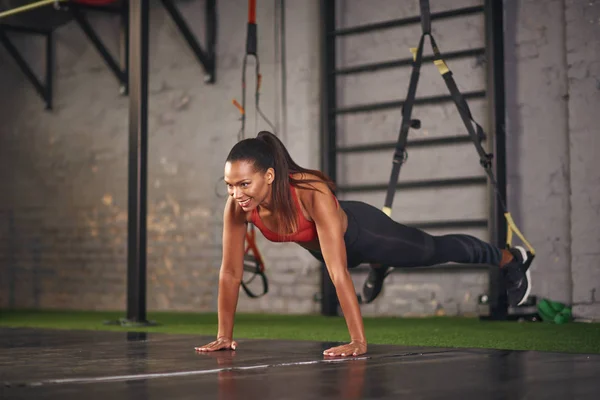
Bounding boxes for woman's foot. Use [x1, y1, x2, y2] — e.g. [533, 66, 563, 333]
[502, 246, 532, 307]
[362, 264, 391, 303]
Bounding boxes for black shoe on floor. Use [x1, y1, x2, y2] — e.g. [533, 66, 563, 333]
[362, 265, 391, 303]
[503, 246, 532, 307]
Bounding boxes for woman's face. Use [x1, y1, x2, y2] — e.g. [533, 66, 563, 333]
[224, 160, 274, 211]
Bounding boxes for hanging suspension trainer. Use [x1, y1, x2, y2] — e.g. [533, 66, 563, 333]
[422, 0, 534, 264]
[241, 221, 269, 299]
[232, 0, 277, 298]
[233, 0, 276, 141]
[362, 0, 536, 305]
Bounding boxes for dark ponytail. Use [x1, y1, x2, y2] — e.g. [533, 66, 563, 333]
[226, 131, 335, 234]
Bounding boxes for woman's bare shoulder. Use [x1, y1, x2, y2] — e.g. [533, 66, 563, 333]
[290, 172, 334, 204]
[290, 171, 326, 186]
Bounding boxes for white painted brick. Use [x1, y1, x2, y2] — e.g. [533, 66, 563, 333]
[1, 0, 598, 320]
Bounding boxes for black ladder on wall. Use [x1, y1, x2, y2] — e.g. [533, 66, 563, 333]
[319, 0, 508, 320]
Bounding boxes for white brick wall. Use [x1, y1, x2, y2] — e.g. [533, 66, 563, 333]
[564, 0, 600, 320]
[1, 0, 599, 319]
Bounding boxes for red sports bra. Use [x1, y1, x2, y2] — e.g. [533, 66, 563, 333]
[250, 185, 333, 243]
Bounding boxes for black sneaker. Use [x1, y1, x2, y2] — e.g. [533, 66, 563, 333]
[503, 246, 532, 307]
[361, 265, 391, 303]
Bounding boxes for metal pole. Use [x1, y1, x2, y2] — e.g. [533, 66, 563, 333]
[127, 0, 149, 324]
[486, 0, 507, 248]
[0, 28, 50, 108]
[205, 0, 216, 81]
[120, 0, 130, 95]
[485, 0, 508, 320]
[320, 0, 338, 316]
[45, 31, 53, 110]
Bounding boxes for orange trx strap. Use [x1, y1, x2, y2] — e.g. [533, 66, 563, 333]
[232, 0, 276, 141]
[242, 225, 269, 298]
[233, 0, 275, 298]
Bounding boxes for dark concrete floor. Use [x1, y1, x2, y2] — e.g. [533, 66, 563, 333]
[1, 327, 599, 399]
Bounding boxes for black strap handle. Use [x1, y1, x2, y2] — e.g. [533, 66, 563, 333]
[241, 254, 269, 298]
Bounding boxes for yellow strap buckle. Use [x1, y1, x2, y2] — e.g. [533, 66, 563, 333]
[410, 48, 418, 62]
[505, 212, 535, 255]
[434, 59, 449, 75]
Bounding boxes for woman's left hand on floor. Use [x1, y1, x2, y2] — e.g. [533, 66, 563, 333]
[323, 340, 367, 357]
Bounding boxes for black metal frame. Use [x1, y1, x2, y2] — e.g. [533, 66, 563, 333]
[335, 48, 485, 76]
[126, 0, 150, 325]
[319, 0, 338, 316]
[70, 2, 128, 93]
[160, 0, 217, 83]
[1, 1, 219, 326]
[320, 1, 508, 319]
[71, 0, 217, 91]
[0, 25, 54, 109]
[0, 2, 127, 108]
[337, 176, 486, 193]
[334, 91, 485, 115]
[0, 0, 217, 108]
[332, 5, 484, 36]
[483, 0, 509, 320]
[122, 0, 216, 324]
[484, 0, 507, 252]
[337, 134, 474, 153]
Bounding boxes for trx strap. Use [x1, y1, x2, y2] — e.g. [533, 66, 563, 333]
[242, 226, 269, 298]
[232, 0, 276, 298]
[382, 0, 535, 268]
[232, 0, 276, 141]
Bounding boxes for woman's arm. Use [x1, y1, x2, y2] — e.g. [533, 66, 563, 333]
[304, 184, 367, 356]
[196, 197, 247, 352]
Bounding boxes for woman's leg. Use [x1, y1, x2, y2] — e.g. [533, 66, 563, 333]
[340, 201, 532, 306]
[428, 234, 503, 266]
[340, 201, 502, 268]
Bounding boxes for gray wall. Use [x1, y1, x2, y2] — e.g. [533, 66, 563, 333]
[0, 0, 598, 320]
[0, 0, 322, 314]
[563, 0, 600, 320]
[504, 0, 600, 320]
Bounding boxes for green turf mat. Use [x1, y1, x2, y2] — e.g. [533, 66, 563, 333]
[1, 310, 599, 354]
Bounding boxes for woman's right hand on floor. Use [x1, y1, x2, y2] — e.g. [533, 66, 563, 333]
[195, 337, 238, 352]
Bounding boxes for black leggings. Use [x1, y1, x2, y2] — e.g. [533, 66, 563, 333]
[308, 200, 502, 269]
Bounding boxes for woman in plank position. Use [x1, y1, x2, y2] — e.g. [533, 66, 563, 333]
[196, 131, 532, 357]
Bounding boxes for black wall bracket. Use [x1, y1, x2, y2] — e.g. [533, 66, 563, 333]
[0, 0, 217, 109]
[70, 2, 129, 94]
[0, 25, 54, 110]
[160, 0, 217, 83]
